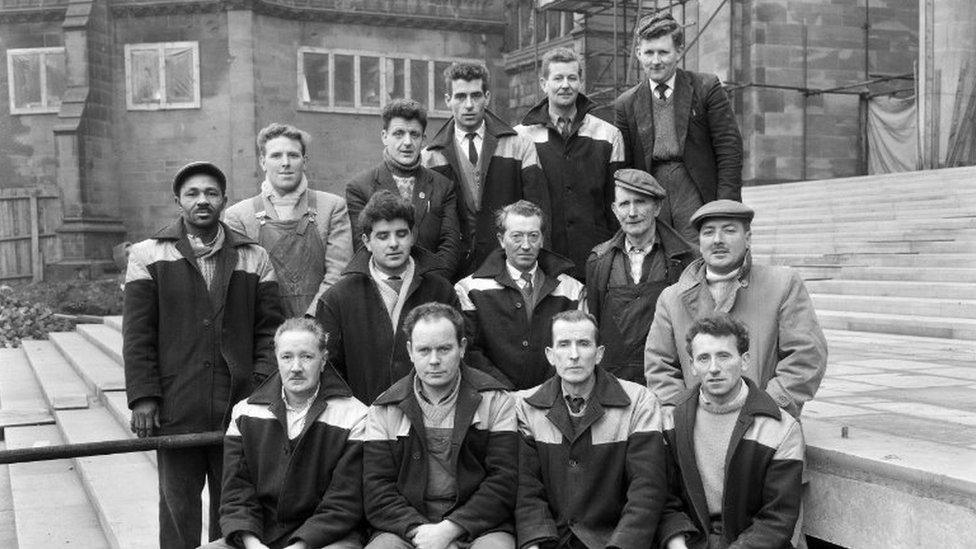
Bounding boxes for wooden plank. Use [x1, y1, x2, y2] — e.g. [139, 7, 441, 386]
[0, 233, 57, 244]
[0, 409, 54, 429]
[29, 194, 40, 282]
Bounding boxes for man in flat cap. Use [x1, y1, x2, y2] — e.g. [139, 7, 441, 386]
[615, 13, 743, 243]
[123, 161, 284, 548]
[644, 200, 827, 418]
[584, 169, 695, 383]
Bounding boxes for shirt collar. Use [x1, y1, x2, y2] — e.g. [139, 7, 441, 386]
[506, 260, 538, 284]
[624, 233, 659, 254]
[369, 255, 415, 284]
[414, 371, 462, 405]
[282, 382, 319, 413]
[261, 175, 309, 200]
[650, 73, 677, 96]
[454, 120, 486, 143]
[548, 106, 578, 129]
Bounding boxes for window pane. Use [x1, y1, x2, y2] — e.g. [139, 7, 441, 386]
[385, 57, 406, 101]
[360, 55, 380, 107]
[11, 53, 42, 109]
[130, 49, 161, 104]
[301, 51, 330, 106]
[434, 61, 451, 106]
[44, 51, 66, 108]
[410, 59, 429, 106]
[334, 54, 354, 107]
[164, 46, 194, 103]
[548, 11, 562, 40]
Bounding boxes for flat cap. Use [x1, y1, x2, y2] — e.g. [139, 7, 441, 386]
[690, 199, 755, 230]
[613, 169, 666, 199]
[173, 161, 227, 195]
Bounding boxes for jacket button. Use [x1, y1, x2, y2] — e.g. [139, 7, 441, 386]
[522, 340, 529, 348]
[203, 319, 211, 327]
[568, 459, 579, 468]
[412, 452, 421, 460]
[515, 302, 523, 309]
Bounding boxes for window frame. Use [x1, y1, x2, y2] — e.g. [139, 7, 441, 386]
[124, 41, 201, 111]
[6, 47, 66, 115]
[297, 47, 480, 116]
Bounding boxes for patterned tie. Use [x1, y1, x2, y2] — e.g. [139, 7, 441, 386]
[520, 271, 534, 307]
[466, 132, 479, 166]
[565, 395, 586, 414]
[656, 82, 669, 101]
[558, 117, 572, 140]
[385, 275, 403, 294]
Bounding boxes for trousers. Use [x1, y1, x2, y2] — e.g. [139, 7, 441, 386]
[652, 161, 703, 243]
[365, 531, 515, 549]
[158, 444, 224, 549]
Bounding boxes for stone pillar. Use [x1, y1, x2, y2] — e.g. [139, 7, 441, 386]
[226, 9, 258, 202]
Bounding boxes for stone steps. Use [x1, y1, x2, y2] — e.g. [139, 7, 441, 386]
[811, 294, 976, 319]
[752, 239, 976, 255]
[792, 265, 976, 283]
[806, 279, 976, 300]
[742, 166, 976, 201]
[19, 340, 90, 410]
[48, 332, 125, 394]
[76, 324, 124, 366]
[754, 252, 976, 268]
[816, 310, 976, 340]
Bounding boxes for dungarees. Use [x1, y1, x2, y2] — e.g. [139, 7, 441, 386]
[253, 191, 326, 317]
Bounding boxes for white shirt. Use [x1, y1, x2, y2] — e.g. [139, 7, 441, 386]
[454, 121, 485, 163]
[650, 73, 677, 100]
[624, 237, 655, 284]
[369, 256, 416, 328]
[506, 261, 538, 291]
[282, 384, 319, 440]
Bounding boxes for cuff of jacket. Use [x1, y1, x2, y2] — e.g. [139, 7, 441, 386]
[517, 519, 558, 549]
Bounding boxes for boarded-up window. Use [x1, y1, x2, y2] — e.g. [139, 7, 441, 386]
[7, 48, 65, 114]
[124, 42, 200, 110]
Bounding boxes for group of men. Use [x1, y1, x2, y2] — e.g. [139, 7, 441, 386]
[122, 11, 828, 549]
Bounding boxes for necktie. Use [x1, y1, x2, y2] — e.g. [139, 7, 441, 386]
[565, 395, 586, 414]
[520, 271, 534, 306]
[656, 83, 669, 101]
[385, 275, 403, 294]
[558, 117, 572, 140]
[466, 132, 479, 166]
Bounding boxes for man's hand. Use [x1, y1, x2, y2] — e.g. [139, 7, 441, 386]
[666, 535, 689, 549]
[130, 398, 160, 438]
[409, 520, 464, 549]
[241, 533, 271, 549]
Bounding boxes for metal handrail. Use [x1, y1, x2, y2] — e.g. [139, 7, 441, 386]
[0, 431, 223, 465]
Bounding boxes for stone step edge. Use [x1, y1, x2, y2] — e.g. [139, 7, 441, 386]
[75, 324, 124, 366]
[18, 340, 90, 410]
[47, 332, 125, 395]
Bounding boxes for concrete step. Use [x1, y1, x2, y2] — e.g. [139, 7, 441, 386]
[55, 406, 158, 549]
[792, 265, 976, 283]
[0, 441, 18, 549]
[812, 294, 976, 319]
[816, 310, 976, 340]
[806, 279, 976, 299]
[753, 252, 976, 268]
[823, 328, 976, 359]
[0, 348, 49, 414]
[76, 324, 124, 366]
[752, 208, 976, 227]
[5, 425, 110, 549]
[19, 340, 90, 410]
[103, 316, 123, 332]
[742, 166, 976, 200]
[752, 238, 976, 255]
[746, 189, 976, 212]
[48, 332, 125, 395]
[751, 216, 976, 235]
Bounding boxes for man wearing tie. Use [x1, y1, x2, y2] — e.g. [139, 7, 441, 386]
[614, 13, 743, 242]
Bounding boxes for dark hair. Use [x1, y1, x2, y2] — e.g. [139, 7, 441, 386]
[685, 314, 750, 357]
[403, 302, 466, 345]
[443, 62, 490, 94]
[382, 98, 428, 131]
[550, 309, 600, 345]
[495, 200, 546, 234]
[634, 13, 685, 50]
[541, 47, 582, 78]
[257, 123, 311, 156]
[274, 317, 329, 353]
[358, 190, 415, 237]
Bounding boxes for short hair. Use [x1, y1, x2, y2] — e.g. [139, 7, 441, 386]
[495, 200, 546, 234]
[403, 302, 466, 345]
[358, 190, 415, 237]
[382, 98, 428, 131]
[685, 314, 750, 357]
[550, 309, 600, 345]
[256, 123, 311, 156]
[541, 47, 583, 78]
[634, 12, 685, 50]
[443, 62, 490, 94]
[274, 317, 329, 354]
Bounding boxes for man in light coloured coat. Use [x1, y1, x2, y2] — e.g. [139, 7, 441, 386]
[644, 200, 827, 417]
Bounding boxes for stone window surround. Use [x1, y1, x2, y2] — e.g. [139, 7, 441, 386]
[123, 41, 201, 111]
[6, 47, 66, 115]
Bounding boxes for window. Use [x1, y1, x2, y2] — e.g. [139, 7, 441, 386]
[7, 47, 66, 115]
[124, 42, 200, 110]
[298, 48, 480, 116]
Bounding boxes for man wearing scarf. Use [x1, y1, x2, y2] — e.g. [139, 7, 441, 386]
[347, 99, 461, 280]
[224, 123, 353, 316]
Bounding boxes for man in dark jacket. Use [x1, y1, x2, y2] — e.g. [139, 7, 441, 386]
[585, 169, 695, 384]
[347, 99, 461, 280]
[364, 302, 517, 549]
[614, 13, 743, 242]
[455, 200, 585, 390]
[660, 314, 803, 549]
[516, 310, 668, 549]
[515, 47, 624, 280]
[315, 191, 459, 405]
[423, 62, 550, 277]
[205, 317, 367, 549]
[123, 161, 283, 549]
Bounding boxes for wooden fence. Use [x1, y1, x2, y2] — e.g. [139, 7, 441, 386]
[0, 187, 61, 283]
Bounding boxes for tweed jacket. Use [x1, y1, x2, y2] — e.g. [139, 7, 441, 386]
[123, 220, 283, 434]
[455, 248, 585, 390]
[363, 367, 517, 539]
[515, 368, 669, 549]
[219, 369, 367, 549]
[346, 162, 461, 280]
[614, 70, 743, 202]
[423, 110, 550, 276]
[644, 253, 828, 417]
[659, 378, 804, 549]
[515, 94, 625, 280]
